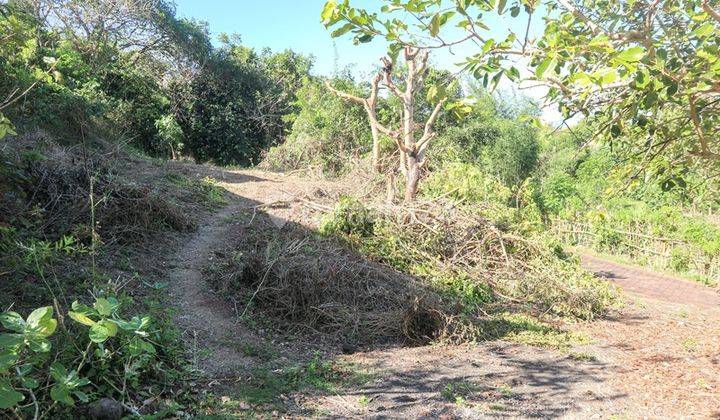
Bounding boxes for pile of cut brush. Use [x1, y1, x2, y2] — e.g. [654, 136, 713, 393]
[364, 201, 620, 319]
[209, 216, 477, 345]
[209, 195, 619, 347]
[0, 136, 193, 245]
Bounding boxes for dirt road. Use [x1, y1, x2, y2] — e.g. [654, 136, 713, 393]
[166, 167, 720, 418]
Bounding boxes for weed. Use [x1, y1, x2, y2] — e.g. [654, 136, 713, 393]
[236, 356, 373, 406]
[497, 383, 513, 397]
[164, 173, 228, 207]
[681, 338, 699, 352]
[568, 352, 598, 362]
[441, 381, 477, 402]
[481, 313, 591, 350]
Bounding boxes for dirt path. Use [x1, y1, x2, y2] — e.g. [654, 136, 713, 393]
[580, 252, 720, 310]
[576, 253, 720, 417]
[164, 168, 720, 418]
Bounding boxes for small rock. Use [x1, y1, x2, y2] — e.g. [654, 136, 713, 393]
[392, 395, 416, 403]
[88, 398, 124, 420]
[341, 343, 358, 354]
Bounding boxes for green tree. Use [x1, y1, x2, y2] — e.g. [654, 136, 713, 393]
[321, 0, 720, 170]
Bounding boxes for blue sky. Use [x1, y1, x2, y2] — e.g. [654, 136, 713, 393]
[173, 0, 545, 78]
[172, 1, 561, 122]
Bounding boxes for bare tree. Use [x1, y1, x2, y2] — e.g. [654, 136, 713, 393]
[325, 72, 383, 173]
[327, 46, 446, 201]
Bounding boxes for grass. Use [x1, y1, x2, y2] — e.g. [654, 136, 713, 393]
[441, 380, 478, 403]
[164, 172, 228, 207]
[481, 312, 592, 350]
[234, 356, 375, 406]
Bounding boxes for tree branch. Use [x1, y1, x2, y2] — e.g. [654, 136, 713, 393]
[703, 0, 720, 23]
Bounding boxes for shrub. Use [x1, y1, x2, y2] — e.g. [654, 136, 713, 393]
[263, 77, 371, 175]
[0, 298, 156, 417]
[319, 196, 375, 237]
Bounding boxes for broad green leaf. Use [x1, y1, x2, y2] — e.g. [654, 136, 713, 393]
[25, 307, 56, 338]
[50, 383, 74, 406]
[27, 337, 51, 353]
[615, 47, 645, 63]
[68, 311, 95, 326]
[49, 363, 68, 383]
[21, 377, 38, 389]
[0, 379, 24, 409]
[429, 13, 441, 37]
[0, 312, 24, 332]
[0, 334, 23, 350]
[535, 56, 557, 79]
[99, 320, 118, 338]
[89, 322, 110, 343]
[331, 23, 354, 37]
[0, 351, 18, 372]
[94, 298, 112, 317]
[693, 22, 714, 38]
[129, 337, 156, 356]
[320, 1, 337, 24]
[73, 391, 89, 403]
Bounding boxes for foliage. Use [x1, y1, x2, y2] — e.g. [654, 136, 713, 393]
[177, 42, 313, 165]
[319, 196, 376, 237]
[264, 76, 372, 175]
[321, 0, 720, 171]
[432, 117, 539, 187]
[0, 298, 155, 416]
[321, 197, 619, 320]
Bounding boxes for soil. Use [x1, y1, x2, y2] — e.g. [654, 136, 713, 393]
[161, 165, 720, 418]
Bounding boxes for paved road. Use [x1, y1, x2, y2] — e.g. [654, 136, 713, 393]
[580, 253, 720, 310]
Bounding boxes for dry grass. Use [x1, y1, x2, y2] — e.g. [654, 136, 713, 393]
[209, 215, 473, 345]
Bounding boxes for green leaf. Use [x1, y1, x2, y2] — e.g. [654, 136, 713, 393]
[320, 1, 337, 24]
[99, 320, 118, 338]
[0, 379, 24, 409]
[68, 311, 95, 326]
[615, 47, 645, 63]
[693, 22, 714, 38]
[129, 337, 156, 356]
[50, 383, 74, 406]
[0, 351, 18, 372]
[535, 56, 557, 79]
[0, 312, 24, 332]
[429, 13, 441, 37]
[497, 0, 507, 14]
[89, 323, 111, 343]
[94, 298, 112, 317]
[27, 338, 51, 353]
[49, 363, 68, 382]
[0, 334, 23, 351]
[331, 23, 354, 37]
[25, 306, 56, 338]
[73, 391, 89, 403]
[21, 377, 39, 389]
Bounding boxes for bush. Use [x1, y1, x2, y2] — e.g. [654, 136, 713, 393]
[0, 298, 156, 417]
[263, 77, 371, 175]
[431, 118, 539, 187]
[319, 196, 375, 237]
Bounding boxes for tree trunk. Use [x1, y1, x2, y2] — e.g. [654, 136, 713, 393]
[404, 156, 420, 201]
[369, 109, 380, 172]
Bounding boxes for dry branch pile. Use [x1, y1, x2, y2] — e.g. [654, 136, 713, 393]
[367, 202, 620, 319]
[209, 196, 618, 347]
[1, 138, 193, 244]
[209, 216, 476, 345]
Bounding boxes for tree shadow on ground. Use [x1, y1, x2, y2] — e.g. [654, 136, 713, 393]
[156, 165, 629, 417]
